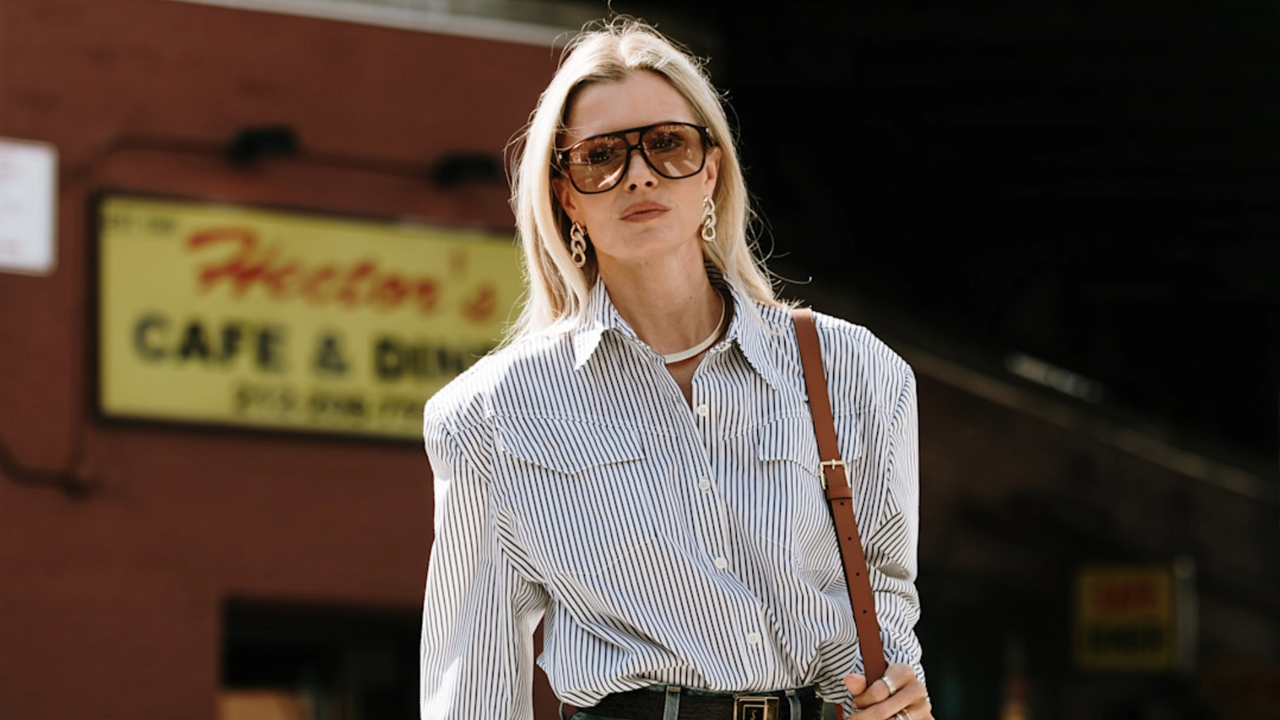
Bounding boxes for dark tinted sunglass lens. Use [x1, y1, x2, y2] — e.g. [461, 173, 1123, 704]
[568, 136, 627, 192]
[642, 124, 705, 179]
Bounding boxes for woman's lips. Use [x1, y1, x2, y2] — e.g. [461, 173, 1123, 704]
[620, 203, 669, 221]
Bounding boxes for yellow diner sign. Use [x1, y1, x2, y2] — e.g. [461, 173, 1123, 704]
[1074, 564, 1190, 672]
[97, 195, 522, 440]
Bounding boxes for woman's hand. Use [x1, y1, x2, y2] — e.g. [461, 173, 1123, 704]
[843, 663, 933, 719]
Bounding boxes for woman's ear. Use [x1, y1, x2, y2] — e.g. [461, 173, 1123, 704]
[702, 146, 722, 197]
[552, 177, 579, 224]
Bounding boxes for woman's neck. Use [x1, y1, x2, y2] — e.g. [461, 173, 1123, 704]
[598, 251, 725, 359]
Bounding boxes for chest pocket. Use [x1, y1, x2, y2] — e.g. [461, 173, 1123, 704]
[757, 414, 864, 590]
[493, 415, 656, 575]
[757, 413, 863, 482]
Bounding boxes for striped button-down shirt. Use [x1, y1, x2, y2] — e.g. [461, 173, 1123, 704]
[420, 278, 924, 719]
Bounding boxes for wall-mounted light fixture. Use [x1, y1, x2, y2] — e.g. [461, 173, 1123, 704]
[226, 126, 300, 164]
[430, 152, 504, 188]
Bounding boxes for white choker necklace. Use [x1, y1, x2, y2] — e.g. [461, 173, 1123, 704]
[662, 296, 727, 365]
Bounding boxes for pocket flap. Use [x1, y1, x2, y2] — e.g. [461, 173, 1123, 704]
[495, 415, 644, 475]
[757, 414, 862, 479]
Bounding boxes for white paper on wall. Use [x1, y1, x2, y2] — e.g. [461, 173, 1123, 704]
[0, 138, 58, 276]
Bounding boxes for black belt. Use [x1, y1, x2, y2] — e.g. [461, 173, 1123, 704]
[579, 685, 823, 720]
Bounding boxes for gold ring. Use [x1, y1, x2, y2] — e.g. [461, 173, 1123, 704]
[881, 675, 899, 696]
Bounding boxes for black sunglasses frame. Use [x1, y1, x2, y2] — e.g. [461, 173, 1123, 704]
[557, 121, 714, 194]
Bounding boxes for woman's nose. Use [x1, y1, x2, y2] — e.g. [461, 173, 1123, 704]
[624, 146, 658, 190]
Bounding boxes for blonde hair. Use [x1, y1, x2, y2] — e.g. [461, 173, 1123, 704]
[507, 18, 784, 338]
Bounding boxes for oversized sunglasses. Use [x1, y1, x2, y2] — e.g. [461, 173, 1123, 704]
[558, 122, 713, 194]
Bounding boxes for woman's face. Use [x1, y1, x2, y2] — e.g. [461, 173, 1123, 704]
[553, 71, 720, 274]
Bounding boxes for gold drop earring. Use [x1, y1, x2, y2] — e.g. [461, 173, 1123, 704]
[569, 222, 589, 268]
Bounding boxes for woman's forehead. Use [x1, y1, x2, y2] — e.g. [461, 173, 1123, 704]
[562, 71, 700, 141]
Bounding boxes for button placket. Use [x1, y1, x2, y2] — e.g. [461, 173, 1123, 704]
[680, 415, 723, 575]
[689, 368, 735, 586]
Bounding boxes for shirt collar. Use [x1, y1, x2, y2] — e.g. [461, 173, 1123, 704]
[570, 272, 798, 395]
[570, 278, 625, 370]
[723, 287, 798, 395]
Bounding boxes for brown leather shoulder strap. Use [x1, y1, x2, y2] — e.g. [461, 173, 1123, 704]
[792, 308, 887, 686]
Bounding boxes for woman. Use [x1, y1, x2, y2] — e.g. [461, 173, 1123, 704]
[420, 19, 931, 720]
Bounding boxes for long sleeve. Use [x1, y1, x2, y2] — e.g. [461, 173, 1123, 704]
[866, 367, 925, 682]
[420, 411, 549, 720]
[825, 365, 926, 715]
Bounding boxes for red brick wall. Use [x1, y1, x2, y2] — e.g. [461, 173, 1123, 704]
[0, 1, 559, 718]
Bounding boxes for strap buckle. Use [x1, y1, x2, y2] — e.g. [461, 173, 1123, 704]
[733, 695, 779, 720]
[819, 458, 847, 489]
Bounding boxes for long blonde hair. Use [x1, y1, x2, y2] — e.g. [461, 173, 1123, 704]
[508, 18, 784, 338]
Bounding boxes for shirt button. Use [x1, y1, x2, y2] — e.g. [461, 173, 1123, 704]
[746, 632, 761, 646]
[695, 404, 709, 417]
[698, 478, 711, 492]
[713, 556, 728, 570]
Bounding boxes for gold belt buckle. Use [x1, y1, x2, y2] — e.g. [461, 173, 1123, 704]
[733, 695, 778, 720]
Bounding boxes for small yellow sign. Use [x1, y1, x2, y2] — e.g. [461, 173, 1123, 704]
[97, 195, 522, 440]
[1074, 565, 1182, 671]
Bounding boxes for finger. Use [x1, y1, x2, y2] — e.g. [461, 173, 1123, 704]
[852, 662, 914, 708]
[851, 675, 896, 709]
[852, 668, 927, 715]
[899, 696, 935, 720]
[886, 662, 916, 694]
[843, 673, 867, 698]
[851, 689, 909, 720]
[884, 683, 931, 720]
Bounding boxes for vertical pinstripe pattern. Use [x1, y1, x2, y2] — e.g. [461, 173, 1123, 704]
[420, 279, 924, 719]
